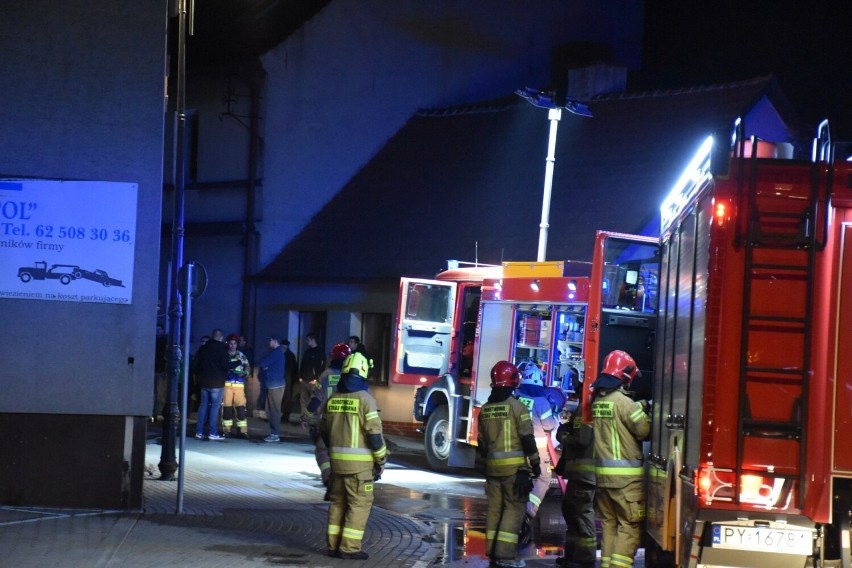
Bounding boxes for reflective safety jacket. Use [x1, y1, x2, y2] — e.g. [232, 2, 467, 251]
[477, 396, 540, 478]
[555, 409, 596, 485]
[322, 390, 387, 476]
[225, 350, 251, 386]
[591, 388, 650, 488]
[516, 391, 559, 445]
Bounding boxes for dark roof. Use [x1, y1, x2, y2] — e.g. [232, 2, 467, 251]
[257, 76, 799, 282]
[188, 0, 330, 67]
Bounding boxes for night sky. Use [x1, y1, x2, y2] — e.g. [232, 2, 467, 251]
[643, 1, 852, 138]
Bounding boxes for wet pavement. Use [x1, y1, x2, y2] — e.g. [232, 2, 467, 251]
[0, 416, 644, 567]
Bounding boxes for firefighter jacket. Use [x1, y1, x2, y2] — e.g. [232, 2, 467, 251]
[476, 391, 540, 478]
[591, 388, 650, 488]
[555, 410, 596, 485]
[226, 350, 251, 386]
[321, 389, 387, 476]
[516, 385, 560, 441]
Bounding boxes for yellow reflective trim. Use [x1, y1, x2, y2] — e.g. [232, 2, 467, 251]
[364, 482, 373, 492]
[342, 527, 364, 540]
[327, 398, 360, 413]
[365, 410, 379, 421]
[496, 530, 519, 544]
[489, 456, 526, 466]
[330, 452, 373, 462]
[529, 493, 542, 506]
[328, 524, 341, 536]
[596, 466, 644, 476]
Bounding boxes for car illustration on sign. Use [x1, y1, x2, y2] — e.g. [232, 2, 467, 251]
[17, 261, 123, 287]
[79, 268, 124, 287]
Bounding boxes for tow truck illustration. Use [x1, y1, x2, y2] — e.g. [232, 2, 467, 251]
[17, 261, 124, 287]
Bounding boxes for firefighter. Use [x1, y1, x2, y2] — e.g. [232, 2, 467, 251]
[320, 352, 388, 560]
[590, 350, 650, 568]
[303, 341, 351, 487]
[222, 333, 251, 438]
[477, 360, 542, 568]
[554, 404, 596, 567]
[514, 361, 560, 525]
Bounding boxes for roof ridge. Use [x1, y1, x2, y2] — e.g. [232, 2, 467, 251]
[592, 75, 774, 102]
[415, 75, 775, 117]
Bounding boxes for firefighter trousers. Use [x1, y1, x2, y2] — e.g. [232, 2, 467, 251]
[327, 471, 375, 555]
[222, 384, 248, 433]
[485, 474, 527, 562]
[596, 480, 644, 568]
[527, 440, 553, 518]
[310, 426, 331, 484]
[561, 480, 597, 565]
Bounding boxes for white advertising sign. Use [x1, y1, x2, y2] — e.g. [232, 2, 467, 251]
[0, 179, 137, 305]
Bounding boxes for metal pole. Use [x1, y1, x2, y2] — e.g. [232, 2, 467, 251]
[177, 261, 193, 512]
[159, 0, 188, 481]
[537, 108, 561, 262]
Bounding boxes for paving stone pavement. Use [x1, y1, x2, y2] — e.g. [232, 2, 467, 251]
[0, 417, 439, 568]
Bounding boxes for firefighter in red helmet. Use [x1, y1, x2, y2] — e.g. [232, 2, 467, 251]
[590, 350, 651, 568]
[477, 360, 541, 568]
[303, 342, 352, 487]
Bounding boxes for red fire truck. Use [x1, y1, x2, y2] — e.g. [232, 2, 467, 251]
[643, 120, 852, 566]
[391, 233, 661, 473]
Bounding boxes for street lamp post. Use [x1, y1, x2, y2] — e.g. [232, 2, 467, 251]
[515, 88, 592, 261]
[159, 0, 193, 481]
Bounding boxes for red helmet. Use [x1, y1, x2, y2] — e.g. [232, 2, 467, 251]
[491, 360, 521, 388]
[601, 350, 641, 387]
[330, 342, 351, 362]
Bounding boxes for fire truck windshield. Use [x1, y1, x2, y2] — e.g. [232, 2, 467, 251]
[602, 240, 660, 313]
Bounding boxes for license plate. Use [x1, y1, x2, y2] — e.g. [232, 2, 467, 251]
[711, 524, 813, 555]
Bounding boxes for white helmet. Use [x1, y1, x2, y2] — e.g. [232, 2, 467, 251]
[519, 362, 544, 387]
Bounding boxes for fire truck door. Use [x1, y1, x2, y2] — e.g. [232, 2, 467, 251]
[835, 225, 852, 472]
[599, 309, 657, 401]
[472, 301, 514, 407]
[395, 278, 457, 378]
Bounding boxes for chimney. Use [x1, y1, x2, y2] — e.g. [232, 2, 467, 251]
[567, 63, 628, 100]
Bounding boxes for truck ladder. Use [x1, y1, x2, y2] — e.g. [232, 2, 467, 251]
[454, 382, 473, 443]
[734, 133, 826, 508]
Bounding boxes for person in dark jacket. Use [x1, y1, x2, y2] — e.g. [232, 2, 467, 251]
[192, 329, 233, 440]
[281, 339, 300, 423]
[253, 335, 286, 442]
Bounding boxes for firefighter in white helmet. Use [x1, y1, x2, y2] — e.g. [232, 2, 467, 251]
[477, 360, 541, 568]
[514, 361, 560, 532]
[591, 350, 651, 568]
[320, 352, 387, 560]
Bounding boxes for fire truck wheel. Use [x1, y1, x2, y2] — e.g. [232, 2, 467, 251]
[424, 405, 451, 472]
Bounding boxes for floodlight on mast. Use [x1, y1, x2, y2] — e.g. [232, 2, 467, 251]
[515, 87, 592, 261]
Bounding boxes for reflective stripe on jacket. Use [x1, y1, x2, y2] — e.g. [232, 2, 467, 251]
[592, 389, 649, 488]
